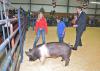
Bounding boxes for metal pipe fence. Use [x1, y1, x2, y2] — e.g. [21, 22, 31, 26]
[0, 7, 27, 71]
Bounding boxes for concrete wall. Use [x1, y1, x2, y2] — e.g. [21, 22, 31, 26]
[31, 0, 67, 13]
[96, 10, 100, 14]
[12, 4, 29, 11]
[31, 0, 67, 5]
[11, 0, 29, 3]
[31, 5, 67, 13]
[10, 0, 100, 14]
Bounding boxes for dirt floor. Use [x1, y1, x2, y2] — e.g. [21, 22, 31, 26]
[20, 27, 100, 71]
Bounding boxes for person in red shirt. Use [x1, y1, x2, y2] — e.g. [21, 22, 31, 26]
[33, 12, 48, 48]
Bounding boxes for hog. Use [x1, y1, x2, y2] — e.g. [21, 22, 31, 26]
[25, 42, 72, 66]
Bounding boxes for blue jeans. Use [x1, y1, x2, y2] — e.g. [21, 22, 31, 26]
[58, 33, 65, 43]
[33, 28, 45, 48]
[58, 37, 64, 43]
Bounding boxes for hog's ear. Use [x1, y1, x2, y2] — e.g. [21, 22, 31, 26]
[25, 51, 30, 56]
[29, 49, 32, 52]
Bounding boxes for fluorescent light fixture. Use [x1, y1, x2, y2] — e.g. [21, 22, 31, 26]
[90, 1, 100, 4]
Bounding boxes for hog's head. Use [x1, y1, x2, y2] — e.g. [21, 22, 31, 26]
[25, 48, 40, 61]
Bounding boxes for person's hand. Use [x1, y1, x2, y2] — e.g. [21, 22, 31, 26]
[62, 32, 65, 35]
[62, 32, 65, 37]
[73, 25, 78, 27]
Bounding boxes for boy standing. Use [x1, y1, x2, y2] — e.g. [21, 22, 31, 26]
[57, 18, 66, 43]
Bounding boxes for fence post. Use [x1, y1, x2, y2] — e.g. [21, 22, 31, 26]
[18, 8, 23, 63]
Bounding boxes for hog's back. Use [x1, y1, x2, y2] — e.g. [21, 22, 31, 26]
[46, 42, 71, 57]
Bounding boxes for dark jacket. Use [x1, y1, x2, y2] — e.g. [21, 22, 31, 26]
[76, 11, 87, 31]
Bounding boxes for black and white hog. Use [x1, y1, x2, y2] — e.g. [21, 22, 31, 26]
[25, 42, 72, 66]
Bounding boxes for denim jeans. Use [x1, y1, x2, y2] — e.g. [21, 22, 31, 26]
[33, 28, 45, 48]
[58, 37, 64, 43]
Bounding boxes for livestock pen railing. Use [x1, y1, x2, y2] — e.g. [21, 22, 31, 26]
[0, 8, 27, 71]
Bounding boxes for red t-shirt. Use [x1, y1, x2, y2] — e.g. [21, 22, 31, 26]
[35, 17, 48, 33]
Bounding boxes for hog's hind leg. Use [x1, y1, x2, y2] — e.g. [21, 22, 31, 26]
[63, 56, 70, 66]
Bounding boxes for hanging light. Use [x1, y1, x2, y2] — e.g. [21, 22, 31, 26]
[52, 0, 56, 8]
[90, 1, 100, 4]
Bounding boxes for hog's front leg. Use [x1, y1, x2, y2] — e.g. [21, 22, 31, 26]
[40, 57, 46, 64]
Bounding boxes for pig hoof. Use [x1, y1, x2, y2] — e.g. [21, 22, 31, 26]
[65, 61, 69, 66]
[61, 59, 64, 61]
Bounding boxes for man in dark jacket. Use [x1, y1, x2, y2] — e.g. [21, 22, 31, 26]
[72, 7, 87, 50]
